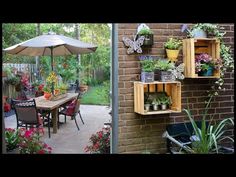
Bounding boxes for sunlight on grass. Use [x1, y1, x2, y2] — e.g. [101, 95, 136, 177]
[81, 85, 110, 106]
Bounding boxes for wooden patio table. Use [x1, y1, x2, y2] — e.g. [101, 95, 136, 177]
[34, 93, 78, 133]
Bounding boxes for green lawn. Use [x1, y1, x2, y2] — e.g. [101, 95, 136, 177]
[80, 85, 110, 106]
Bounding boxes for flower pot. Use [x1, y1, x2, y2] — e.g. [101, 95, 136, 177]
[161, 104, 167, 110]
[192, 29, 207, 38]
[152, 104, 159, 111]
[141, 71, 154, 82]
[54, 89, 60, 95]
[136, 34, 153, 46]
[79, 85, 88, 92]
[166, 49, 180, 62]
[198, 66, 214, 76]
[7, 148, 20, 154]
[155, 70, 173, 82]
[44, 92, 52, 100]
[144, 104, 150, 112]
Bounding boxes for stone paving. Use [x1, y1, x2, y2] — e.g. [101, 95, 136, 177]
[4, 105, 111, 154]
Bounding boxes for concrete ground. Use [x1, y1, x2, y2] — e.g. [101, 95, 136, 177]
[4, 105, 111, 154]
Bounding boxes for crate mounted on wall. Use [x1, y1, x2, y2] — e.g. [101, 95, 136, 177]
[182, 38, 220, 78]
[134, 81, 181, 115]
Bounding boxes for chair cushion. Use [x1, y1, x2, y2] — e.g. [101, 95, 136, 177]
[38, 113, 43, 125]
[65, 99, 77, 116]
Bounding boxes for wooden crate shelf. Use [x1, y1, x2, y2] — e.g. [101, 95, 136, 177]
[134, 81, 181, 115]
[182, 38, 220, 78]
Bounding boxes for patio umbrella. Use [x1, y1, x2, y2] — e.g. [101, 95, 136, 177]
[3, 32, 97, 71]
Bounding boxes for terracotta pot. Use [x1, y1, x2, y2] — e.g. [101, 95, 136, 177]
[54, 89, 60, 95]
[79, 85, 88, 92]
[44, 92, 52, 100]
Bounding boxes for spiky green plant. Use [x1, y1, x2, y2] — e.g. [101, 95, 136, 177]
[183, 96, 234, 154]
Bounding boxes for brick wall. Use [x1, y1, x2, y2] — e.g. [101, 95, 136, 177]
[117, 23, 234, 153]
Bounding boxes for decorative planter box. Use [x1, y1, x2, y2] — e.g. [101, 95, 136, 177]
[134, 81, 181, 115]
[154, 70, 174, 82]
[182, 38, 220, 78]
[50, 93, 68, 101]
[141, 71, 154, 82]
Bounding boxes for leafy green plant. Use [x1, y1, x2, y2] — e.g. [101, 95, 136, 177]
[164, 38, 182, 50]
[139, 56, 155, 72]
[158, 95, 171, 105]
[5, 128, 20, 151]
[155, 59, 175, 71]
[152, 98, 160, 105]
[183, 96, 234, 154]
[138, 28, 153, 35]
[5, 75, 20, 85]
[95, 81, 110, 104]
[43, 85, 51, 93]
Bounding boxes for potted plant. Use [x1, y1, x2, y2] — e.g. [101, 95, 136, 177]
[195, 53, 221, 76]
[79, 78, 89, 92]
[183, 96, 234, 154]
[158, 94, 171, 110]
[154, 59, 175, 81]
[152, 98, 160, 111]
[164, 38, 182, 62]
[43, 85, 52, 100]
[136, 23, 154, 46]
[143, 93, 152, 112]
[181, 23, 225, 38]
[139, 56, 155, 82]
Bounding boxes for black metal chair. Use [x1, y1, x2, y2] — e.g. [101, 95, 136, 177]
[58, 96, 84, 131]
[13, 99, 51, 138]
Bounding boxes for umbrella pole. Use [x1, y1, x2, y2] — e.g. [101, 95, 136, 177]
[51, 47, 54, 71]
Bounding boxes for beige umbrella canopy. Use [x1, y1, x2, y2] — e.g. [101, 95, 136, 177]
[3, 32, 97, 71]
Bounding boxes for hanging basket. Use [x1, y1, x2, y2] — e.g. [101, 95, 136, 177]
[136, 34, 154, 46]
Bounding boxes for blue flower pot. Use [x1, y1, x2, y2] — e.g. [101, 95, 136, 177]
[198, 66, 214, 76]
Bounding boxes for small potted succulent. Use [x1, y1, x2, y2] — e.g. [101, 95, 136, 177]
[139, 56, 155, 82]
[158, 95, 171, 110]
[144, 94, 152, 112]
[136, 23, 154, 46]
[152, 98, 160, 111]
[164, 38, 182, 62]
[154, 59, 175, 82]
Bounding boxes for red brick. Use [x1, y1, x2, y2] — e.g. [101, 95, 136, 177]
[119, 61, 139, 68]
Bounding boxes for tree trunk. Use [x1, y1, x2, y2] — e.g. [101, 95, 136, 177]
[75, 23, 81, 82]
[35, 23, 40, 80]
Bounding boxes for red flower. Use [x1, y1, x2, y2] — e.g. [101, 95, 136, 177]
[24, 130, 32, 138]
[38, 150, 45, 154]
